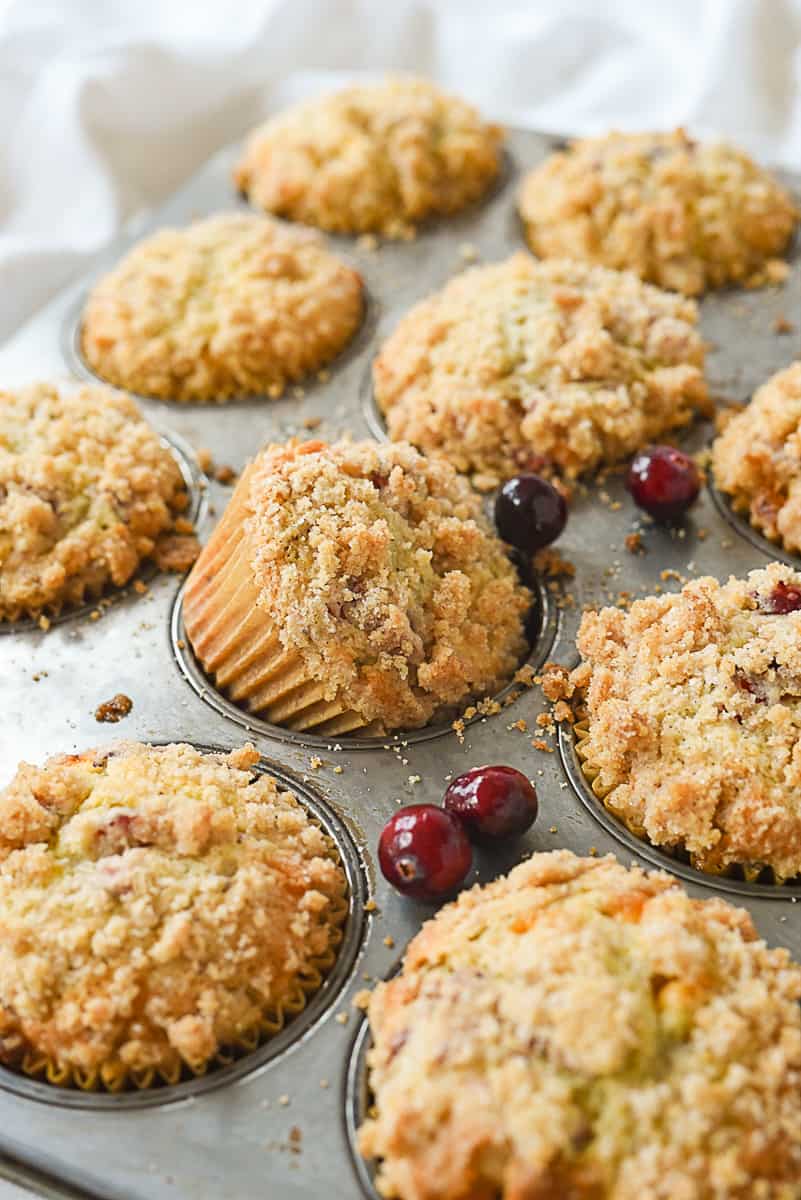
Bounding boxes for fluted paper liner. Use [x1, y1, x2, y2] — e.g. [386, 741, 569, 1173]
[183, 464, 378, 736]
[573, 722, 794, 886]
[6, 893, 348, 1093]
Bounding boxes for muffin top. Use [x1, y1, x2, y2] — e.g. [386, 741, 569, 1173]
[374, 253, 709, 484]
[567, 562, 801, 881]
[0, 742, 347, 1084]
[234, 77, 503, 237]
[81, 212, 364, 402]
[712, 362, 801, 553]
[242, 439, 530, 730]
[519, 130, 799, 296]
[360, 850, 801, 1200]
[0, 382, 196, 621]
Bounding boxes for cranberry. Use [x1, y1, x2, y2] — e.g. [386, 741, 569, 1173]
[761, 581, 801, 614]
[378, 805, 472, 900]
[495, 474, 567, 553]
[444, 765, 538, 841]
[627, 445, 701, 522]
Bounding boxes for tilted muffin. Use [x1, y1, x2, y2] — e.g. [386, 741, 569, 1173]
[0, 742, 347, 1089]
[713, 362, 801, 553]
[519, 130, 799, 295]
[0, 382, 198, 621]
[81, 212, 364, 402]
[182, 439, 531, 735]
[374, 253, 710, 484]
[234, 77, 503, 238]
[360, 850, 801, 1200]
[565, 562, 801, 882]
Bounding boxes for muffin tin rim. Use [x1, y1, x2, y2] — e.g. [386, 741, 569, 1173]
[0, 743, 369, 1111]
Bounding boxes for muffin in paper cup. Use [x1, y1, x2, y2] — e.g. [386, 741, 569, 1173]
[562, 563, 801, 886]
[183, 438, 532, 736]
[0, 742, 348, 1091]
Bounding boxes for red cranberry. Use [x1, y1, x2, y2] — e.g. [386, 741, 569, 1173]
[761, 581, 801, 614]
[495, 474, 567, 553]
[444, 765, 538, 841]
[627, 446, 701, 522]
[378, 805, 472, 901]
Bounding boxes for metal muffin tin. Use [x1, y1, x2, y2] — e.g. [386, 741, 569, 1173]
[0, 127, 799, 1200]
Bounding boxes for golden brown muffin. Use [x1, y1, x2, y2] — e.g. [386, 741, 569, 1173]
[182, 438, 531, 735]
[0, 382, 197, 621]
[565, 562, 801, 882]
[360, 850, 801, 1200]
[374, 253, 710, 484]
[234, 77, 503, 238]
[519, 130, 799, 295]
[81, 212, 364, 402]
[712, 362, 801, 553]
[0, 742, 347, 1089]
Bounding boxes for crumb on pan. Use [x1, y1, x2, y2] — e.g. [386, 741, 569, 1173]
[234, 76, 503, 238]
[94, 694, 133, 723]
[518, 129, 799, 295]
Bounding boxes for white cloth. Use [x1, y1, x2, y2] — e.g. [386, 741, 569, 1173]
[1, 0, 800, 343]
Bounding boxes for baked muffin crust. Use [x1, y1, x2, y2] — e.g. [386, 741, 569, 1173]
[570, 562, 801, 881]
[240, 438, 531, 730]
[0, 382, 196, 620]
[360, 850, 801, 1200]
[519, 130, 799, 295]
[234, 77, 503, 238]
[81, 213, 364, 402]
[0, 742, 347, 1085]
[374, 254, 709, 483]
[712, 362, 801, 553]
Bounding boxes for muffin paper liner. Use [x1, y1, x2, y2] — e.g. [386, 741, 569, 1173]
[573, 721, 794, 886]
[3, 891, 348, 1093]
[183, 465, 379, 736]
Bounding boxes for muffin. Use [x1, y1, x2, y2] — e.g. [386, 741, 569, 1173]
[0, 382, 198, 621]
[374, 254, 710, 484]
[562, 562, 801, 882]
[519, 130, 799, 296]
[234, 77, 503, 238]
[0, 741, 347, 1089]
[182, 438, 531, 735]
[81, 213, 364, 402]
[712, 362, 801, 553]
[359, 850, 801, 1200]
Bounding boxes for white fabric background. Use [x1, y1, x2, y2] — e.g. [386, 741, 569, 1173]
[1, 0, 800, 344]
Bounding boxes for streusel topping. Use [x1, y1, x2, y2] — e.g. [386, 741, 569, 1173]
[713, 362, 801, 553]
[234, 77, 503, 238]
[374, 254, 709, 482]
[0, 742, 346, 1080]
[519, 130, 799, 295]
[244, 439, 531, 729]
[81, 212, 363, 402]
[0, 383, 195, 620]
[360, 850, 801, 1200]
[571, 562, 801, 881]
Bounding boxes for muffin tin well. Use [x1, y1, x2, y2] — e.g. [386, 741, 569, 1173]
[0, 125, 798, 1200]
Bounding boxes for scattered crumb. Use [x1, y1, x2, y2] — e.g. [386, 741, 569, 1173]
[279, 1095, 290, 1107]
[353, 989, 372, 1011]
[133, 579, 148, 595]
[196, 447, 213, 472]
[383, 936, 395, 949]
[94, 693, 133, 723]
[335, 1011, 349, 1025]
[774, 315, 796, 335]
[333, 765, 344, 775]
[531, 739, 553, 753]
[364, 899, 378, 913]
[303, 415, 322, 430]
[357, 233, 379, 253]
[214, 464, 236, 485]
[624, 531, 645, 555]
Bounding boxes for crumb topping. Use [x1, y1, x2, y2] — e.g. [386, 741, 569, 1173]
[573, 562, 801, 880]
[81, 213, 364, 402]
[0, 742, 346, 1081]
[519, 130, 799, 295]
[360, 850, 801, 1200]
[234, 76, 503, 238]
[244, 439, 531, 729]
[0, 383, 195, 620]
[374, 254, 709, 482]
[713, 363, 801, 553]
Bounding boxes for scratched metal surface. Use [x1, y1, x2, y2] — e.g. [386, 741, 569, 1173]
[0, 128, 799, 1200]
